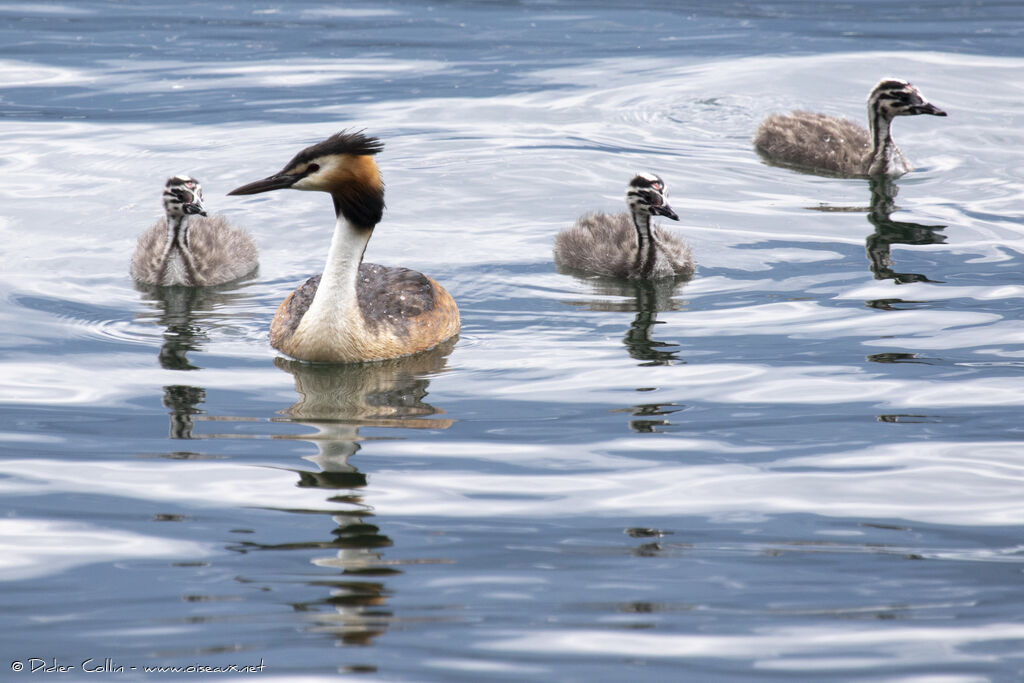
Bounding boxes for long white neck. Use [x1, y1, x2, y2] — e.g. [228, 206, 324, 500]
[867, 105, 897, 175]
[304, 214, 372, 326]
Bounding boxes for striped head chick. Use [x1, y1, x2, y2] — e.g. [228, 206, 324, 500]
[626, 173, 680, 223]
[754, 78, 947, 177]
[131, 174, 258, 287]
[868, 78, 947, 122]
[163, 175, 207, 222]
[553, 172, 693, 281]
[865, 79, 946, 175]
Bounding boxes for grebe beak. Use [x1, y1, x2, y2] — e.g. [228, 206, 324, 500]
[911, 102, 947, 117]
[183, 196, 207, 216]
[228, 173, 300, 196]
[651, 204, 679, 221]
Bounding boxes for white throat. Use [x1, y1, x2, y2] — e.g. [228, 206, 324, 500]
[297, 214, 372, 337]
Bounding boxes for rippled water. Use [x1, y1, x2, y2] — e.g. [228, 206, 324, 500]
[2, 2, 1024, 680]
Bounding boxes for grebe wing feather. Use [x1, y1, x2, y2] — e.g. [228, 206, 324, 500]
[755, 111, 871, 175]
[187, 215, 259, 285]
[270, 263, 455, 352]
[130, 219, 168, 283]
[554, 211, 638, 278]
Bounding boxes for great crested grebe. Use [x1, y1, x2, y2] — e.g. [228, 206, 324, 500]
[228, 130, 460, 363]
[554, 173, 693, 280]
[131, 175, 258, 286]
[754, 78, 947, 177]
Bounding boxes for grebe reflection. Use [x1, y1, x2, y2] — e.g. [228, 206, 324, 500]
[264, 344, 455, 645]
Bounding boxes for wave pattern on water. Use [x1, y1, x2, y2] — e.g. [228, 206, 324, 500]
[2, 2, 1024, 680]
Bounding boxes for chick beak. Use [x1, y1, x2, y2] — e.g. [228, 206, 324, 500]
[652, 204, 680, 221]
[183, 199, 207, 217]
[911, 101, 947, 117]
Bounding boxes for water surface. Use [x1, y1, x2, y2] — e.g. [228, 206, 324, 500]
[2, 1, 1024, 680]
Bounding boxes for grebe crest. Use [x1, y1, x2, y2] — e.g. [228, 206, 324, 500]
[228, 130, 460, 364]
[554, 173, 694, 281]
[131, 175, 258, 287]
[753, 78, 947, 177]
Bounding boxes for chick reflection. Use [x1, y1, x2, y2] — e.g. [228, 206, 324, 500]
[809, 178, 946, 293]
[563, 278, 686, 366]
[135, 280, 255, 445]
[864, 177, 946, 288]
[135, 281, 254, 370]
[272, 345, 454, 645]
[613, 402, 685, 433]
[163, 384, 204, 441]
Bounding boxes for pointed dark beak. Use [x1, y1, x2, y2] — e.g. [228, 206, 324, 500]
[652, 204, 679, 221]
[227, 173, 300, 196]
[911, 102, 947, 117]
[183, 201, 207, 217]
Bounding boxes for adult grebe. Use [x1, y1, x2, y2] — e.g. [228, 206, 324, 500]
[228, 130, 459, 363]
[131, 175, 258, 286]
[554, 173, 693, 280]
[754, 78, 946, 177]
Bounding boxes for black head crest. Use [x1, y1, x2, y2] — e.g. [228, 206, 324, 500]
[284, 130, 384, 172]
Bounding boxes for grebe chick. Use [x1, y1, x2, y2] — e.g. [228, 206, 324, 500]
[227, 130, 460, 364]
[554, 173, 693, 280]
[131, 175, 258, 286]
[754, 78, 947, 177]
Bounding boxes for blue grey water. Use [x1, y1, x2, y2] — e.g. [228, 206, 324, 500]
[1, 1, 1023, 680]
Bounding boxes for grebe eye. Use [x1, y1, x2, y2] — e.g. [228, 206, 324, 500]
[306, 163, 320, 174]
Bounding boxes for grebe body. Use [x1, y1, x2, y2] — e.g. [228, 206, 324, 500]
[754, 78, 946, 177]
[132, 175, 258, 286]
[228, 131, 459, 363]
[554, 173, 693, 280]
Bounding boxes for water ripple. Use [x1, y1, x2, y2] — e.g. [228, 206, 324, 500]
[483, 622, 1024, 671]
[5, 439, 1024, 527]
[0, 518, 210, 581]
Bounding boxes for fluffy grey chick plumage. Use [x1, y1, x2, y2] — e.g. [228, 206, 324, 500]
[131, 175, 258, 286]
[554, 173, 693, 280]
[753, 78, 946, 177]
